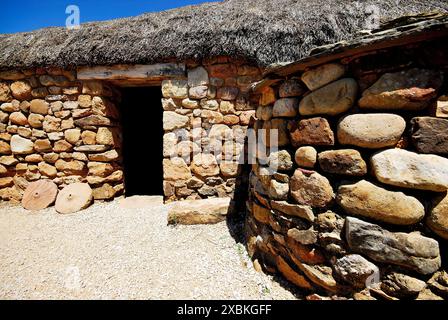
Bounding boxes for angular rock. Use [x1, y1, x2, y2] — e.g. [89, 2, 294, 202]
[30, 99, 49, 115]
[346, 217, 441, 275]
[74, 145, 108, 152]
[168, 197, 232, 225]
[0, 82, 11, 102]
[279, 79, 305, 97]
[268, 150, 293, 171]
[81, 130, 96, 145]
[287, 228, 317, 245]
[191, 153, 219, 177]
[64, 129, 81, 144]
[271, 200, 315, 222]
[299, 78, 358, 116]
[189, 86, 208, 99]
[219, 100, 235, 114]
[381, 273, 426, 298]
[163, 111, 189, 131]
[55, 159, 86, 175]
[332, 254, 379, 289]
[294, 146, 317, 168]
[290, 117, 334, 147]
[359, 69, 443, 110]
[427, 192, 448, 240]
[219, 161, 239, 177]
[53, 140, 73, 152]
[411, 117, 448, 154]
[74, 115, 112, 128]
[290, 169, 334, 208]
[88, 150, 119, 162]
[10, 135, 34, 154]
[181, 98, 199, 109]
[217, 87, 239, 100]
[435, 95, 448, 118]
[337, 180, 425, 225]
[87, 162, 114, 177]
[163, 157, 192, 181]
[92, 183, 116, 200]
[371, 149, 448, 192]
[318, 149, 367, 176]
[272, 98, 298, 117]
[38, 162, 57, 178]
[301, 63, 346, 91]
[0, 141, 11, 154]
[42, 116, 61, 132]
[259, 86, 276, 106]
[337, 113, 406, 148]
[161, 80, 188, 99]
[268, 179, 289, 200]
[188, 66, 209, 87]
[276, 256, 313, 289]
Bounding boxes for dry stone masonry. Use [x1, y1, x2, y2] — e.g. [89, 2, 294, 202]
[0, 68, 124, 203]
[246, 41, 448, 300]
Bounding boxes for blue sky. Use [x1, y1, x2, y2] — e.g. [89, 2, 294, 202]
[0, 0, 220, 34]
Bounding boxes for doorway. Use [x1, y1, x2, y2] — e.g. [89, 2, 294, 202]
[120, 87, 163, 196]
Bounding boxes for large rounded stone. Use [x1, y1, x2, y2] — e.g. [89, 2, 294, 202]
[10, 81, 32, 100]
[30, 99, 49, 115]
[337, 180, 425, 225]
[299, 78, 358, 116]
[9, 112, 28, 126]
[290, 169, 334, 208]
[290, 117, 334, 148]
[359, 69, 444, 110]
[427, 192, 448, 240]
[371, 149, 448, 192]
[272, 98, 298, 117]
[256, 106, 273, 121]
[337, 113, 406, 148]
[279, 79, 305, 97]
[10, 135, 34, 154]
[294, 146, 317, 168]
[381, 273, 426, 298]
[318, 149, 367, 176]
[301, 63, 346, 91]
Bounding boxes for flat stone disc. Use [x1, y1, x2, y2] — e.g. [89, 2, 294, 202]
[55, 183, 93, 214]
[22, 180, 58, 211]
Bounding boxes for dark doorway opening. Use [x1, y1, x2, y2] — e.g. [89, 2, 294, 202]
[120, 87, 163, 196]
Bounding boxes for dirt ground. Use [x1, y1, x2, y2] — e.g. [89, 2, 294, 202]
[0, 199, 297, 300]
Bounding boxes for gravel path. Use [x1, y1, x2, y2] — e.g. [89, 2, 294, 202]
[0, 200, 297, 300]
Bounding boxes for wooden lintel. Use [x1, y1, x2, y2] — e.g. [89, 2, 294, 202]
[77, 63, 186, 81]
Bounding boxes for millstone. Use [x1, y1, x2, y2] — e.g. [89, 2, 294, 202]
[55, 183, 93, 214]
[22, 180, 58, 211]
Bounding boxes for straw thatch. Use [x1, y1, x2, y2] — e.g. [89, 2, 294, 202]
[0, 0, 447, 70]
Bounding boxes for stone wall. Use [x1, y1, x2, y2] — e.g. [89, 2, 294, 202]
[246, 43, 448, 299]
[162, 58, 260, 202]
[0, 69, 124, 203]
[0, 58, 261, 204]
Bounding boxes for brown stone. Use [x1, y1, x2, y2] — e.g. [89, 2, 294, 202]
[53, 140, 73, 152]
[276, 256, 313, 289]
[10, 81, 32, 100]
[301, 63, 346, 91]
[25, 154, 43, 162]
[163, 158, 192, 181]
[427, 192, 448, 240]
[260, 118, 290, 147]
[10, 135, 34, 154]
[0, 141, 11, 154]
[411, 117, 448, 155]
[43, 115, 61, 132]
[64, 129, 81, 144]
[92, 183, 116, 200]
[9, 112, 28, 126]
[299, 78, 357, 116]
[191, 154, 219, 177]
[290, 117, 334, 148]
[38, 162, 57, 178]
[359, 69, 443, 110]
[30, 99, 49, 115]
[217, 87, 239, 100]
[81, 130, 97, 145]
[28, 113, 44, 128]
[290, 169, 334, 208]
[74, 145, 108, 152]
[270, 200, 315, 221]
[34, 139, 52, 153]
[74, 115, 112, 128]
[55, 159, 86, 175]
[259, 86, 276, 106]
[168, 197, 232, 225]
[0, 82, 12, 102]
[279, 79, 305, 97]
[88, 150, 119, 162]
[337, 180, 425, 226]
[318, 149, 367, 176]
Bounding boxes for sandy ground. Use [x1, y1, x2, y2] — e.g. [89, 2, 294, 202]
[0, 199, 297, 300]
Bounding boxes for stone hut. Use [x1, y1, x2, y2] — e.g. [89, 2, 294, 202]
[1, 0, 448, 299]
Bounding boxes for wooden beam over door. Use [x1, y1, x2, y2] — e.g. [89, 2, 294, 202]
[77, 63, 186, 81]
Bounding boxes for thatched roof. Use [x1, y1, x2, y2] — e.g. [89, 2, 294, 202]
[0, 0, 447, 70]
